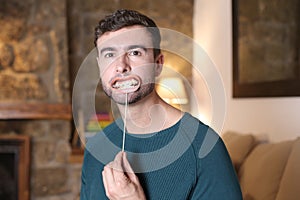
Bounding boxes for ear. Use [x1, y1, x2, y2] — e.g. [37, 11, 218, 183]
[154, 53, 164, 77]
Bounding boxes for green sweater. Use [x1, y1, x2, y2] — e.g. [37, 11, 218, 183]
[80, 113, 242, 199]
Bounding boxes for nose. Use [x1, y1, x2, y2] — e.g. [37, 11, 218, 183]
[115, 54, 131, 74]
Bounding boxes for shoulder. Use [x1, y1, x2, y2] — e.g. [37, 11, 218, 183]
[180, 113, 220, 144]
[84, 120, 122, 165]
[180, 113, 224, 159]
[181, 114, 242, 198]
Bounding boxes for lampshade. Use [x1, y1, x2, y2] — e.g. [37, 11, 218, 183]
[156, 77, 188, 104]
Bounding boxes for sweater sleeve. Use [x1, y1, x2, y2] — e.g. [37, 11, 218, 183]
[190, 136, 243, 200]
[80, 151, 88, 200]
[80, 148, 110, 200]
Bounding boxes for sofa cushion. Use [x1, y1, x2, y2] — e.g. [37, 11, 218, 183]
[238, 140, 293, 200]
[275, 138, 300, 200]
[222, 131, 256, 169]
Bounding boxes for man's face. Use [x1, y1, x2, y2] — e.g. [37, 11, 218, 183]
[96, 26, 163, 105]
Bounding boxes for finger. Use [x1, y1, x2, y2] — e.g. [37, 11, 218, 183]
[112, 167, 130, 186]
[122, 152, 133, 172]
[122, 152, 137, 182]
[107, 152, 123, 172]
[103, 166, 123, 199]
[108, 156, 131, 186]
[105, 152, 133, 187]
[103, 165, 117, 188]
[102, 166, 115, 198]
[115, 151, 123, 169]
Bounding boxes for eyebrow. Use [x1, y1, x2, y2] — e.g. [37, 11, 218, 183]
[126, 45, 148, 52]
[100, 47, 117, 55]
[99, 45, 148, 55]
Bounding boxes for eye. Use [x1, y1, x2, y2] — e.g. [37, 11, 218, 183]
[128, 50, 142, 56]
[104, 52, 115, 58]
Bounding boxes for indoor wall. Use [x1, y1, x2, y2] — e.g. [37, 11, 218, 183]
[193, 0, 300, 142]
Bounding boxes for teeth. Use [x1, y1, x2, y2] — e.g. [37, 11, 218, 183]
[113, 79, 138, 89]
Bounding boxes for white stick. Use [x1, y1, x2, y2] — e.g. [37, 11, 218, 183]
[122, 93, 128, 152]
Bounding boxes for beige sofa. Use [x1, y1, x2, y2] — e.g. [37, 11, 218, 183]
[222, 131, 300, 200]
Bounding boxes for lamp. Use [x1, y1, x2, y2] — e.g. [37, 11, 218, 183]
[156, 77, 188, 105]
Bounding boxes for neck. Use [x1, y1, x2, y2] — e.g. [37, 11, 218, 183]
[117, 91, 183, 134]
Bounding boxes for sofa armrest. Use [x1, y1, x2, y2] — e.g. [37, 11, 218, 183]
[238, 140, 293, 200]
[275, 138, 300, 200]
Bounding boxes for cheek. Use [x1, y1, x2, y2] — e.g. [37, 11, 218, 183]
[99, 66, 110, 78]
[133, 63, 156, 74]
[98, 58, 115, 75]
[141, 72, 156, 85]
[99, 73, 111, 88]
[99, 65, 114, 82]
[133, 68, 155, 84]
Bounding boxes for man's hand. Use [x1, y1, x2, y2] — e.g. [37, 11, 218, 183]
[102, 151, 146, 200]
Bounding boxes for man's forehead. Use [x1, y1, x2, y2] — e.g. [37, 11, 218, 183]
[96, 26, 153, 48]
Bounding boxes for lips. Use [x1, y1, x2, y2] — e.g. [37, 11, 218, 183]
[111, 76, 141, 93]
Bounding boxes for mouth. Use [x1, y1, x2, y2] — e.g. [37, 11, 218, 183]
[111, 76, 141, 93]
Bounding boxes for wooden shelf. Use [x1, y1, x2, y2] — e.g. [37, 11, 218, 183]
[0, 102, 72, 120]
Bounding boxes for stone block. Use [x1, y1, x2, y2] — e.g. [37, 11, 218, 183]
[55, 140, 71, 164]
[0, 120, 47, 138]
[48, 121, 71, 141]
[31, 167, 70, 197]
[32, 140, 56, 167]
[68, 164, 82, 199]
[13, 36, 51, 73]
[22, 120, 49, 138]
[80, 0, 118, 12]
[48, 29, 70, 103]
[119, 0, 149, 11]
[0, 42, 14, 69]
[0, 72, 48, 101]
[32, 0, 66, 22]
[0, 0, 29, 41]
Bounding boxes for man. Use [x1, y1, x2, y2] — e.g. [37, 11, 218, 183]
[80, 9, 242, 199]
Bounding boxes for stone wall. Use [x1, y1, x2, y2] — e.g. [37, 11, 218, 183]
[0, 0, 70, 103]
[0, 0, 77, 199]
